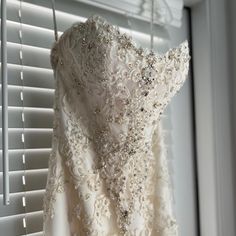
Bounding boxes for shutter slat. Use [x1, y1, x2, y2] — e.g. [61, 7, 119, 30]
[0, 42, 51, 69]
[0, 149, 50, 171]
[0, 214, 26, 236]
[0, 129, 52, 149]
[0, 85, 54, 108]
[0, 169, 48, 194]
[5, 20, 55, 49]
[0, 190, 45, 217]
[0, 64, 54, 89]
[0, 107, 53, 128]
[25, 211, 44, 234]
[0, 211, 43, 236]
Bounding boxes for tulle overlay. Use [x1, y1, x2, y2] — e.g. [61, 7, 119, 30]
[42, 15, 190, 236]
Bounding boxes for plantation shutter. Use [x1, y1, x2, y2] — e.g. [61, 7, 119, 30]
[0, 0, 183, 235]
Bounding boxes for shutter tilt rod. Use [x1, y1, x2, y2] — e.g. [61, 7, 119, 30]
[1, 0, 10, 205]
[150, 0, 154, 51]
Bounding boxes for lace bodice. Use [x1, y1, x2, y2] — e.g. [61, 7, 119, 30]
[43, 15, 190, 236]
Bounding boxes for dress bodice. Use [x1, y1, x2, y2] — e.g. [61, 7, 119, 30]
[43, 15, 190, 236]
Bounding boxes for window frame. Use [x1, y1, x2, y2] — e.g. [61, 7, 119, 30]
[187, 0, 236, 235]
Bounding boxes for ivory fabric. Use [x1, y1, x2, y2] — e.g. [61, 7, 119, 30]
[42, 15, 190, 236]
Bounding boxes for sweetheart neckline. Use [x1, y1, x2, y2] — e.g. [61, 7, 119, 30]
[53, 14, 189, 62]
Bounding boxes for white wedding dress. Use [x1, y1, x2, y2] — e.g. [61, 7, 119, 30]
[42, 15, 190, 236]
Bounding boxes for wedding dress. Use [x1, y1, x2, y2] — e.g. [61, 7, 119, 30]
[42, 15, 190, 236]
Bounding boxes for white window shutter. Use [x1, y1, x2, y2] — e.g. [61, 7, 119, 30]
[78, 0, 185, 27]
[0, 0, 172, 235]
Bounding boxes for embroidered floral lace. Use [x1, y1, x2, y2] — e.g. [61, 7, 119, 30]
[42, 15, 190, 236]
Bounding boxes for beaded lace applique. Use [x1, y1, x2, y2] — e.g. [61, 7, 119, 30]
[43, 15, 190, 236]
